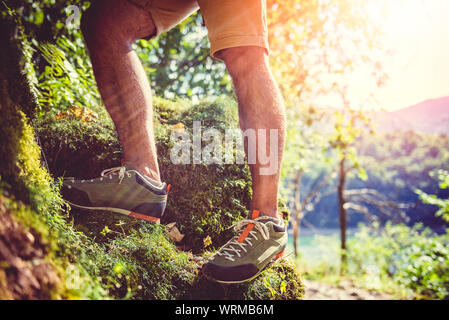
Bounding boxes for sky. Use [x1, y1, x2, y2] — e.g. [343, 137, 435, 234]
[365, 0, 449, 111]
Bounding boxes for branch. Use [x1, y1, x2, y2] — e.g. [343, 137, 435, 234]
[344, 188, 410, 223]
[304, 189, 334, 212]
[343, 202, 378, 223]
[301, 167, 338, 209]
[292, 170, 303, 221]
[301, 217, 321, 234]
[345, 188, 411, 209]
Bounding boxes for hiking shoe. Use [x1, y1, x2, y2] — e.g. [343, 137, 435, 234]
[202, 210, 287, 283]
[61, 166, 169, 223]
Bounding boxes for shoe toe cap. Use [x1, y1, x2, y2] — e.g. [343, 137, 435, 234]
[61, 183, 92, 207]
[202, 261, 259, 283]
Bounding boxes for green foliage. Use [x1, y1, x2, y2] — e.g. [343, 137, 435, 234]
[347, 223, 449, 299]
[0, 30, 103, 301]
[417, 169, 449, 222]
[135, 12, 232, 99]
[0, 8, 60, 216]
[8, 0, 231, 102]
[301, 130, 449, 229]
[252, 260, 305, 300]
[157, 98, 254, 251]
[358, 131, 449, 191]
[0, 10, 109, 298]
[354, 131, 449, 227]
[298, 223, 449, 299]
[330, 109, 371, 179]
[37, 37, 101, 113]
[35, 110, 121, 179]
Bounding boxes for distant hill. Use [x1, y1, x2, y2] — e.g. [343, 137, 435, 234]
[372, 96, 449, 135]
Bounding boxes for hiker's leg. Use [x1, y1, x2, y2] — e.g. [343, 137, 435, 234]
[81, 0, 160, 181]
[220, 46, 286, 218]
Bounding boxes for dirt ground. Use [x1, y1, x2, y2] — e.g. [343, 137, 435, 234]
[303, 279, 393, 300]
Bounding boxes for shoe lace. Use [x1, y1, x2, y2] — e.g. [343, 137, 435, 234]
[217, 217, 270, 262]
[100, 166, 132, 184]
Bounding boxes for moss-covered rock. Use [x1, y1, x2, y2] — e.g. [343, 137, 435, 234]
[37, 95, 290, 251]
[33, 91, 304, 301]
[0, 194, 60, 299]
[0, 7, 304, 300]
[36, 96, 254, 252]
[188, 258, 305, 300]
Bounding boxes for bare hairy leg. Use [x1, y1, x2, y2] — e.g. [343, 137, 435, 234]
[81, 0, 161, 182]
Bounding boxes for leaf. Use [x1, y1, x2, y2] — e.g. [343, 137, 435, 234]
[172, 122, 185, 133]
[280, 280, 287, 294]
[203, 235, 212, 248]
[113, 262, 125, 274]
[358, 168, 368, 181]
[55, 105, 98, 122]
[100, 226, 111, 236]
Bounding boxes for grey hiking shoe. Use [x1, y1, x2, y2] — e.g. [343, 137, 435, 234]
[61, 166, 169, 223]
[202, 210, 287, 283]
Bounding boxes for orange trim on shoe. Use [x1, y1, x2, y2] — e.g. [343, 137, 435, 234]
[275, 250, 285, 259]
[166, 184, 171, 194]
[237, 224, 255, 243]
[129, 212, 160, 224]
[238, 210, 260, 243]
[252, 210, 260, 219]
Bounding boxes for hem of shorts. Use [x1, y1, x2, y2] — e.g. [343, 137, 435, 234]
[210, 35, 270, 60]
[125, 0, 163, 39]
[146, 8, 165, 37]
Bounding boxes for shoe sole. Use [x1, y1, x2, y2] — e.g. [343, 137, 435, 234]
[66, 200, 161, 224]
[203, 249, 285, 284]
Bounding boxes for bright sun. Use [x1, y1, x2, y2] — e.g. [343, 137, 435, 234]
[351, 0, 449, 111]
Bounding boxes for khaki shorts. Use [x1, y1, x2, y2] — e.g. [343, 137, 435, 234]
[127, 0, 269, 59]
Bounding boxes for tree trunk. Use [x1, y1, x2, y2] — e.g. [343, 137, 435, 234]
[292, 171, 303, 258]
[291, 214, 299, 257]
[337, 156, 347, 274]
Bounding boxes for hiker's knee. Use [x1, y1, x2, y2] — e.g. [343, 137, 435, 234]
[81, 0, 155, 51]
[220, 46, 269, 79]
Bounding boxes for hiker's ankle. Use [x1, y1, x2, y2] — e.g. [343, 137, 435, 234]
[125, 161, 161, 182]
[251, 205, 278, 218]
[142, 167, 161, 183]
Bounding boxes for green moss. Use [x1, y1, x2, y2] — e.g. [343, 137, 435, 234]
[0, 13, 107, 299]
[244, 259, 305, 300]
[35, 112, 122, 179]
[0, 7, 58, 214]
[91, 223, 197, 299]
